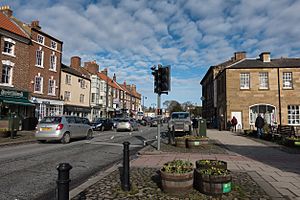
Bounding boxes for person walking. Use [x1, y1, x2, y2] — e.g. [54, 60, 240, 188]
[192, 117, 199, 136]
[231, 116, 238, 132]
[255, 114, 265, 138]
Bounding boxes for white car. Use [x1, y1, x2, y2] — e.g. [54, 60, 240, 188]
[168, 112, 192, 136]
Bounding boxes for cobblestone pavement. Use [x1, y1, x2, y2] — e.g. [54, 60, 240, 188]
[72, 167, 272, 200]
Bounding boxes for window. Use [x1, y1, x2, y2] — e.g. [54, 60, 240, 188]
[80, 79, 85, 88]
[37, 35, 44, 44]
[283, 72, 293, 89]
[48, 79, 56, 95]
[1, 64, 12, 84]
[64, 91, 71, 101]
[36, 49, 44, 67]
[80, 94, 84, 103]
[259, 72, 269, 89]
[3, 38, 15, 56]
[34, 75, 43, 93]
[51, 40, 57, 49]
[50, 54, 57, 71]
[91, 93, 96, 103]
[65, 74, 71, 85]
[288, 105, 300, 125]
[240, 73, 250, 89]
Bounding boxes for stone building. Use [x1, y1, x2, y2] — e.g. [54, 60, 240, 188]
[201, 51, 300, 130]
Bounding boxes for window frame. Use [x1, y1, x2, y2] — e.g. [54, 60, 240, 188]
[49, 54, 57, 71]
[80, 79, 85, 89]
[287, 105, 300, 125]
[37, 34, 45, 44]
[283, 72, 293, 89]
[65, 74, 71, 85]
[36, 49, 44, 67]
[34, 75, 43, 93]
[64, 91, 71, 101]
[240, 73, 250, 89]
[3, 38, 16, 57]
[51, 40, 57, 50]
[80, 94, 84, 103]
[48, 79, 56, 95]
[259, 72, 269, 89]
[1, 64, 12, 85]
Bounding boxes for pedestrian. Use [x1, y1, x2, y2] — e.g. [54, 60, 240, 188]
[192, 117, 199, 136]
[255, 114, 265, 138]
[231, 116, 238, 132]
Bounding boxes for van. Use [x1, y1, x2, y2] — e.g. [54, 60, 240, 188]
[168, 112, 192, 136]
[35, 116, 93, 144]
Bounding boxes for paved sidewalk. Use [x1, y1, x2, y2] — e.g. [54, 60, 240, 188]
[131, 129, 300, 199]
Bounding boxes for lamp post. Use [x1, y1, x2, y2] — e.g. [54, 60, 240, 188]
[142, 96, 147, 112]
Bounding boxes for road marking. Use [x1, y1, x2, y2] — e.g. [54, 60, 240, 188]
[86, 141, 143, 147]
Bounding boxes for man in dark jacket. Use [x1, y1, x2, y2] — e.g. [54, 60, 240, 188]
[255, 115, 265, 138]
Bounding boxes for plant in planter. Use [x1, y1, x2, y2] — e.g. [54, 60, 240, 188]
[283, 136, 300, 146]
[195, 159, 227, 170]
[160, 160, 194, 193]
[186, 136, 209, 148]
[195, 166, 232, 195]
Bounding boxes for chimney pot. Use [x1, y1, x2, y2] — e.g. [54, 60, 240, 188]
[0, 5, 13, 17]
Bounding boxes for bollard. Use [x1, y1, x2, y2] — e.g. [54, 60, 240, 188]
[122, 141, 130, 191]
[56, 163, 72, 200]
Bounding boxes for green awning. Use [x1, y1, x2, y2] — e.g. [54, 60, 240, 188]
[0, 97, 35, 106]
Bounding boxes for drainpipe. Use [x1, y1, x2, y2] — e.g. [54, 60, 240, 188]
[277, 68, 282, 126]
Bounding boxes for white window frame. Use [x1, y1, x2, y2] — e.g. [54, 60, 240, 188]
[259, 72, 269, 89]
[80, 94, 84, 103]
[288, 105, 300, 125]
[2, 38, 16, 57]
[1, 62, 14, 86]
[49, 54, 57, 71]
[34, 75, 43, 93]
[80, 79, 85, 89]
[91, 93, 96, 103]
[37, 34, 44, 44]
[48, 79, 56, 95]
[283, 72, 293, 89]
[240, 73, 250, 89]
[36, 49, 44, 67]
[51, 40, 57, 50]
[64, 91, 71, 101]
[65, 74, 71, 85]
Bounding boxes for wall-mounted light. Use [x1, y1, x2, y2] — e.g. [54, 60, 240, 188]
[31, 80, 34, 84]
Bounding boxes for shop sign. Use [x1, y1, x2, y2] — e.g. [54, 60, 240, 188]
[0, 89, 26, 99]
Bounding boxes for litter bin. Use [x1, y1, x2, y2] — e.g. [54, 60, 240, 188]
[8, 116, 21, 138]
[199, 118, 207, 137]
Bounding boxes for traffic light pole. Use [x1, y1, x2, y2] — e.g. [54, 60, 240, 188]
[157, 93, 161, 151]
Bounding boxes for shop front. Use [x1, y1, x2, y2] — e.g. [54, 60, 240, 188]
[31, 97, 64, 121]
[64, 105, 91, 120]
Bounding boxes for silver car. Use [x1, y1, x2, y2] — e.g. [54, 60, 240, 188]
[35, 116, 93, 144]
[116, 118, 139, 132]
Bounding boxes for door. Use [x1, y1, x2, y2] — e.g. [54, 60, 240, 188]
[231, 112, 242, 130]
[66, 116, 78, 138]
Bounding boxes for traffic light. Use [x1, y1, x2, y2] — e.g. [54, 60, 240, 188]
[160, 66, 170, 92]
[152, 69, 160, 93]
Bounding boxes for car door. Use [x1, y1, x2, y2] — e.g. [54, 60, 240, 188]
[74, 117, 84, 137]
[65, 116, 77, 138]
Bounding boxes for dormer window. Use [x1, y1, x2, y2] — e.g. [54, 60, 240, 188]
[37, 34, 44, 44]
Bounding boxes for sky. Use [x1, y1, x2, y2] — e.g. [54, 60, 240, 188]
[3, 0, 300, 107]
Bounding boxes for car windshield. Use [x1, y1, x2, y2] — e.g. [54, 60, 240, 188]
[40, 117, 62, 124]
[171, 113, 189, 119]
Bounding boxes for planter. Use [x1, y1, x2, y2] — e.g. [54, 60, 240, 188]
[194, 168, 232, 195]
[186, 137, 209, 148]
[195, 160, 227, 170]
[160, 169, 194, 193]
[175, 137, 186, 148]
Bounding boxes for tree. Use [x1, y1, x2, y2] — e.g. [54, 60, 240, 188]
[163, 100, 183, 113]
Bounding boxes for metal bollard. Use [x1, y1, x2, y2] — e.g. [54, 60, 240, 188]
[122, 141, 130, 191]
[56, 163, 72, 200]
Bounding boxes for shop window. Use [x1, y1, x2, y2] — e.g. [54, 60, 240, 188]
[249, 104, 276, 125]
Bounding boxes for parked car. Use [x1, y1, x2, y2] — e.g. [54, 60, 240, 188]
[35, 116, 93, 144]
[150, 118, 158, 127]
[90, 118, 114, 131]
[168, 112, 192, 136]
[137, 119, 147, 126]
[116, 118, 139, 132]
[112, 118, 121, 128]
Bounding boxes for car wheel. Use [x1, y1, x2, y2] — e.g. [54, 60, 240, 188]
[61, 132, 71, 144]
[86, 130, 93, 140]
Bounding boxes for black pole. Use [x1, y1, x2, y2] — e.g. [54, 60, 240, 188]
[56, 163, 72, 200]
[277, 68, 282, 126]
[122, 141, 130, 191]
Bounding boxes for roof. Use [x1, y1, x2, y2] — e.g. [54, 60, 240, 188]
[0, 12, 28, 38]
[228, 58, 300, 69]
[61, 64, 90, 80]
[97, 72, 120, 89]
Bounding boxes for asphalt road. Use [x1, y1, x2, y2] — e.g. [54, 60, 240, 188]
[0, 125, 163, 200]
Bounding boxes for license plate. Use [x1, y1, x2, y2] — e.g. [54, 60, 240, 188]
[41, 127, 51, 131]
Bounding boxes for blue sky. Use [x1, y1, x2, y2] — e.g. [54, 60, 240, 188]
[5, 0, 300, 107]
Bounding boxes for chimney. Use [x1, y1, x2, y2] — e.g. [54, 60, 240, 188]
[113, 73, 116, 82]
[0, 5, 13, 17]
[84, 61, 99, 74]
[31, 20, 41, 30]
[101, 68, 108, 76]
[70, 56, 81, 69]
[234, 51, 246, 61]
[131, 84, 136, 92]
[259, 52, 271, 62]
[123, 80, 126, 86]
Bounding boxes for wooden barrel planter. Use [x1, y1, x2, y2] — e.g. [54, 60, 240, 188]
[195, 160, 227, 170]
[186, 138, 209, 148]
[175, 137, 186, 148]
[160, 170, 194, 193]
[194, 169, 232, 195]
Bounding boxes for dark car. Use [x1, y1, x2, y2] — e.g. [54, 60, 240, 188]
[91, 118, 114, 131]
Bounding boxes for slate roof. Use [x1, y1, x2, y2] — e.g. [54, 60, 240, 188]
[0, 12, 28, 38]
[229, 58, 300, 69]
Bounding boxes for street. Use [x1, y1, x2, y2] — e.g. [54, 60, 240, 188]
[0, 125, 162, 200]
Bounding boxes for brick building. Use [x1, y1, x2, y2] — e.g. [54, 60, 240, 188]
[201, 51, 300, 131]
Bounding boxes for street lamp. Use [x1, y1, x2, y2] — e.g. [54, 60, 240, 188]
[142, 96, 147, 112]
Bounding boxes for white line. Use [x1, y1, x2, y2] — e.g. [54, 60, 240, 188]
[86, 141, 143, 148]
